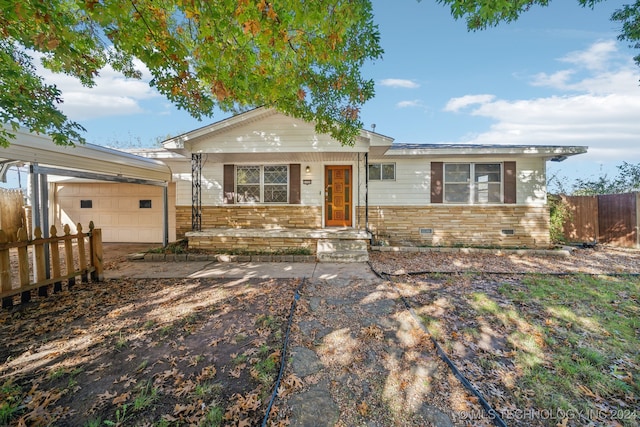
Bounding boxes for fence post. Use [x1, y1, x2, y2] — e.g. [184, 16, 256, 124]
[49, 225, 62, 293]
[0, 230, 13, 308]
[63, 224, 75, 289]
[77, 223, 88, 283]
[17, 228, 30, 304]
[89, 222, 104, 282]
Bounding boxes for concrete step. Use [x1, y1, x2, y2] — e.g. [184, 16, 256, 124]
[317, 239, 369, 263]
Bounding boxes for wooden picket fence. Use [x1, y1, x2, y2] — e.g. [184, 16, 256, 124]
[0, 221, 103, 309]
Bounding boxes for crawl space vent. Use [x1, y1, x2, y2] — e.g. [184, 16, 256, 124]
[501, 229, 515, 235]
[419, 228, 433, 235]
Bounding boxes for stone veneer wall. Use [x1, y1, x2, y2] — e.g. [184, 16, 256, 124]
[187, 236, 317, 253]
[359, 205, 551, 248]
[176, 205, 322, 238]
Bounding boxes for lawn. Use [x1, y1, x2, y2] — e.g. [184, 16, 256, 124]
[0, 271, 638, 426]
[398, 273, 640, 426]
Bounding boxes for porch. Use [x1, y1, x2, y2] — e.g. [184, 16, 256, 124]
[185, 227, 371, 262]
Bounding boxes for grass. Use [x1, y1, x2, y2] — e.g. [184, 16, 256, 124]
[132, 380, 159, 412]
[490, 274, 640, 424]
[0, 380, 23, 425]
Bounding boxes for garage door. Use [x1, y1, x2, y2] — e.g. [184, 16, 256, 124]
[54, 182, 172, 243]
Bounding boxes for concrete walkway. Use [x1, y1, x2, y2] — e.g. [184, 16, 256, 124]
[103, 243, 378, 281]
[107, 259, 379, 281]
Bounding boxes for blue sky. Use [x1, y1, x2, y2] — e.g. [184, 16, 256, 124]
[3, 0, 640, 190]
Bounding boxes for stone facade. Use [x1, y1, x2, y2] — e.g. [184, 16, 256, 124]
[187, 235, 317, 254]
[176, 205, 322, 238]
[359, 205, 551, 248]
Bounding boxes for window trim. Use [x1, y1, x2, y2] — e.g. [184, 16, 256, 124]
[443, 162, 503, 205]
[235, 164, 290, 204]
[368, 162, 396, 181]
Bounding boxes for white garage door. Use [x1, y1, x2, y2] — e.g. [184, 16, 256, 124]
[54, 182, 167, 243]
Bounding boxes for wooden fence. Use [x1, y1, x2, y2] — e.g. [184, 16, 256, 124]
[0, 188, 26, 242]
[0, 222, 103, 309]
[561, 192, 639, 248]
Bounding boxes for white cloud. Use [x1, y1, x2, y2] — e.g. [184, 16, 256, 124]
[379, 78, 420, 89]
[442, 41, 640, 171]
[560, 40, 618, 71]
[444, 94, 496, 112]
[35, 54, 161, 121]
[396, 100, 423, 108]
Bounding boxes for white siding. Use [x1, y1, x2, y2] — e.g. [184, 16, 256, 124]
[516, 157, 547, 206]
[190, 113, 369, 154]
[363, 156, 547, 206]
[361, 158, 431, 205]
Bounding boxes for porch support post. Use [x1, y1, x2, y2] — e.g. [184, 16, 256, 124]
[39, 173, 50, 280]
[163, 184, 169, 247]
[191, 153, 202, 231]
[364, 153, 369, 233]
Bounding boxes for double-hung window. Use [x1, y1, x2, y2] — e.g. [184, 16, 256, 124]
[444, 163, 502, 204]
[236, 165, 288, 203]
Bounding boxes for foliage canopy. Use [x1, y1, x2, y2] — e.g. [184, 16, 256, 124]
[435, 0, 640, 65]
[1, 1, 639, 148]
[0, 0, 382, 147]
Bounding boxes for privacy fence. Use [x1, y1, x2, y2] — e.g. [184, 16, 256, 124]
[561, 192, 639, 248]
[0, 188, 27, 242]
[0, 222, 103, 309]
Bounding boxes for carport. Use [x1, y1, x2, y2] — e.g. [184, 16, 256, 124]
[0, 128, 173, 246]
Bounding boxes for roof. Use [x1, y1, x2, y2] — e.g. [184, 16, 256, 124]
[1, 128, 172, 183]
[383, 143, 588, 161]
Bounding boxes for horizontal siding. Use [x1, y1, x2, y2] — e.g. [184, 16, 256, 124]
[515, 157, 546, 206]
[365, 156, 547, 206]
[191, 113, 368, 154]
[173, 154, 547, 208]
[362, 158, 430, 205]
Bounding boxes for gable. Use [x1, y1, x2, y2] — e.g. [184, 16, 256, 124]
[164, 108, 377, 159]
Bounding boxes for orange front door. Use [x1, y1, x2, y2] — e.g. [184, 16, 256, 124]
[325, 165, 352, 227]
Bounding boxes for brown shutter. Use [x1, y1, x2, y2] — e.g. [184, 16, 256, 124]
[431, 162, 443, 204]
[289, 164, 301, 204]
[223, 164, 235, 204]
[503, 161, 516, 204]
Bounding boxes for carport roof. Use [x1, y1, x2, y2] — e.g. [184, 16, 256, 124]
[1, 128, 172, 183]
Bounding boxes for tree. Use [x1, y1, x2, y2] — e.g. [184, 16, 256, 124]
[571, 162, 640, 195]
[0, 0, 382, 147]
[548, 162, 640, 195]
[434, 0, 640, 66]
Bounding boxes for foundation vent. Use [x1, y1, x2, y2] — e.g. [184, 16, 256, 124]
[501, 229, 515, 235]
[419, 228, 433, 235]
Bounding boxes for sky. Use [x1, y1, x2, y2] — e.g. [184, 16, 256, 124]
[2, 0, 640, 191]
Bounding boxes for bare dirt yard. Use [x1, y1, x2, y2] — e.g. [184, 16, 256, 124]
[0, 245, 638, 426]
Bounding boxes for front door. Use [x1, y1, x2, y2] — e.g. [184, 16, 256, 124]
[325, 165, 352, 227]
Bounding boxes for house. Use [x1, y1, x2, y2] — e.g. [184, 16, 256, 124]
[49, 107, 586, 257]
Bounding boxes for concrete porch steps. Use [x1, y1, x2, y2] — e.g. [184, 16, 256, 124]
[317, 239, 369, 263]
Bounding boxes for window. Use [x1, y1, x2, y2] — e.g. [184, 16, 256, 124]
[368, 163, 395, 180]
[139, 200, 152, 208]
[80, 200, 92, 209]
[236, 165, 289, 203]
[444, 163, 502, 204]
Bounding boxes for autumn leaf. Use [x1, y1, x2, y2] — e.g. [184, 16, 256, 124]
[112, 391, 130, 405]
